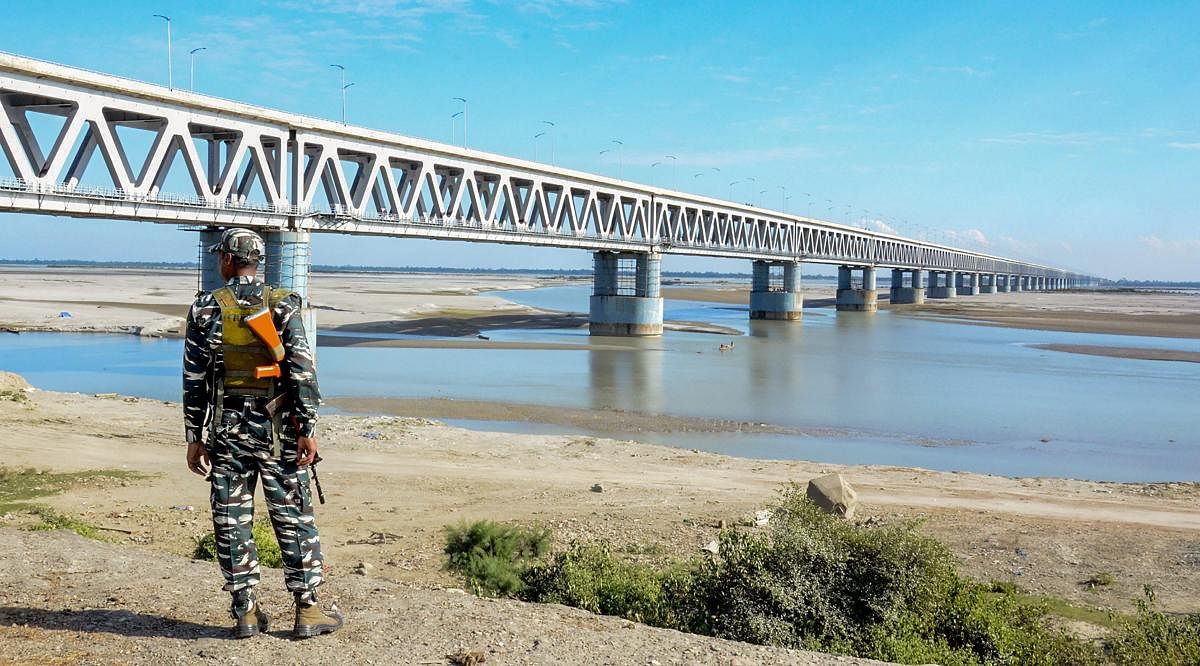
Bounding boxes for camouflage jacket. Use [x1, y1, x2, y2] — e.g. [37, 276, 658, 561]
[183, 275, 320, 445]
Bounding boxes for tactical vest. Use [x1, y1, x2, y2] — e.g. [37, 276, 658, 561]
[212, 285, 294, 397]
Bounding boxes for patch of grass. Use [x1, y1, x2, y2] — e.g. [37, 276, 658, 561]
[0, 466, 147, 512]
[24, 505, 107, 540]
[0, 389, 28, 402]
[192, 518, 284, 568]
[443, 520, 551, 597]
[988, 580, 1124, 630]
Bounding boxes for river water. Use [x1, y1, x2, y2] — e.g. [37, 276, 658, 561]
[2, 284, 1197, 482]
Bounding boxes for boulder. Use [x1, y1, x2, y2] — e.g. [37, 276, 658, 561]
[806, 474, 858, 519]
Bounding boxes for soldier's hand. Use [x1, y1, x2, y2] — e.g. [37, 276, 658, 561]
[186, 441, 210, 476]
[297, 436, 318, 467]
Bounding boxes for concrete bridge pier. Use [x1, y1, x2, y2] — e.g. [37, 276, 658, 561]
[1011, 275, 1023, 292]
[959, 272, 980, 296]
[979, 273, 996, 294]
[835, 265, 878, 312]
[264, 230, 316, 350]
[928, 270, 957, 299]
[749, 260, 803, 320]
[198, 227, 225, 293]
[890, 268, 926, 305]
[590, 251, 663, 336]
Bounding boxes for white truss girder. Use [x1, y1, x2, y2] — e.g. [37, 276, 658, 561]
[0, 53, 1088, 281]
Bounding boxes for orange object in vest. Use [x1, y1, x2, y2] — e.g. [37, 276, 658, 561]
[254, 364, 282, 379]
[244, 307, 286, 362]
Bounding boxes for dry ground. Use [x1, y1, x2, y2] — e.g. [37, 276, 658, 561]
[0, 386, 1195, 666]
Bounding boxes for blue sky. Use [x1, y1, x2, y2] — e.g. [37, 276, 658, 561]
[1, 1, 1197, 279]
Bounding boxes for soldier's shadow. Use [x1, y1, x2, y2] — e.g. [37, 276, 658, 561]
[0, 606, 230, 640]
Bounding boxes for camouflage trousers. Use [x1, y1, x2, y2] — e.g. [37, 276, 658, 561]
[206, 396, 324, 615]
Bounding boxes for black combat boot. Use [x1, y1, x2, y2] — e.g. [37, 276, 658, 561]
[230, 589, 269, 639]
[292, 591, 343, 638]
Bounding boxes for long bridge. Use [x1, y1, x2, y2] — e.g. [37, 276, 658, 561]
[0, 52, 1096, 336]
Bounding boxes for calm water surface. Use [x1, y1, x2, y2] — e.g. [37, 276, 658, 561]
[2, 285, 1196, 482]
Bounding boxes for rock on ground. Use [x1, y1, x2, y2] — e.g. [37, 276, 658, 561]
[0, 528, 888, 665]
[807, 474, 858, 519]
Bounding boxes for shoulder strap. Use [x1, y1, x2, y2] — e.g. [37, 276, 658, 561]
[268, 287, 295, 308]
[212, 286, 237, 310]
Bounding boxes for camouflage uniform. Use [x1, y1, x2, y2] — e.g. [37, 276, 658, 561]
[183, 273, 324, 618]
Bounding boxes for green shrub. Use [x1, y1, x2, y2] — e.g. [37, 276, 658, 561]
[193, 518, 283, 568]
[1107, 589, 1200, 665]
[443, 520, 550, 597]
[521, 542, 692, 627]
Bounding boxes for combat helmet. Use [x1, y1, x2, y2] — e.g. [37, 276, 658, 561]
[207, 228, 265, 263]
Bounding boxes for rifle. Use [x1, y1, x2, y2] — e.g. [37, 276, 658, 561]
[310, 454, 327, 505]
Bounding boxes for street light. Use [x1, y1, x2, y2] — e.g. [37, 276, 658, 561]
[451, 111, 463, 144]
[330, 64, 353, 124]
[541, 120, 556, 164]
[759, 189, 768, 208]
[777, 185, 787, 212]
[534, 131, 546, 161]
[611, 139, 624, 179]
[188, 47, 206, 91]
[728, 180, 740, 199]
[453, 97, 468, 148]
[153, 14, 172, 90]
[665, 155, 677, 188]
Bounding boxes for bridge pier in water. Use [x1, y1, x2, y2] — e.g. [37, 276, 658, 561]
[835, 265, 878, 312]
[589, 251, 663, 336]
[264, 230, 316, 350]
[928, 270, 957, 299]
[959, 272, 980, 296]
[890, 269, 926, 304]
[749, 260, 802, 320]
[1011, 275, 1023, 292]
[980, 273, 997, 294]
[196, 227, 316, 348]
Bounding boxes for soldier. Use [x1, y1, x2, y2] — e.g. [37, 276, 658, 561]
[183, 227, 343, 639]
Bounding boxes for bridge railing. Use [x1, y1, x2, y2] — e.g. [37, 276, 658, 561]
[0, 51, 1092, 281]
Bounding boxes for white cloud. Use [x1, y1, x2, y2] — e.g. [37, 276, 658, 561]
[943, 228, 990, 246]
[928, 65, 987, 77]
[1139, 235, 1200, 253]
[869, 219, 898, 235]
[981, 132, 1109, 146]
[1168, 142, 1200, 150]
[647, 146, 816, 169]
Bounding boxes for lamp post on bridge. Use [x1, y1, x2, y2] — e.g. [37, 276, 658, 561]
[188, 47, 206, 92]
[778, 185, 787, 212]
[665, 155, 677, 189]
[728, 180, 740, 200]
[534, 131, 546, 161]
[541, 120, 556, 165]
[329, 64, 354, 125]
[451, 111, 463, 145]
[611, 139, 623, 179]
[453, 97, 468, 148]
[153, 14, 173, 90]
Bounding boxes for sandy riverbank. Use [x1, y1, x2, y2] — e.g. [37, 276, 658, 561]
[664, 284, 1200, 340]
[3, 383, 1199, 622]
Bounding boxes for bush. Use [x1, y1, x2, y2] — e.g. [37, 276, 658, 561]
[521, 542, 691, 627]
[193, 518, 283, 568]
[443, 520, 550, 596]
[1107, 588, 1200, 665]
[443, 485, 1200, 664]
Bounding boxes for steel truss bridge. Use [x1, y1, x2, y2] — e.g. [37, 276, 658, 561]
[0, 52, 1090, 283]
